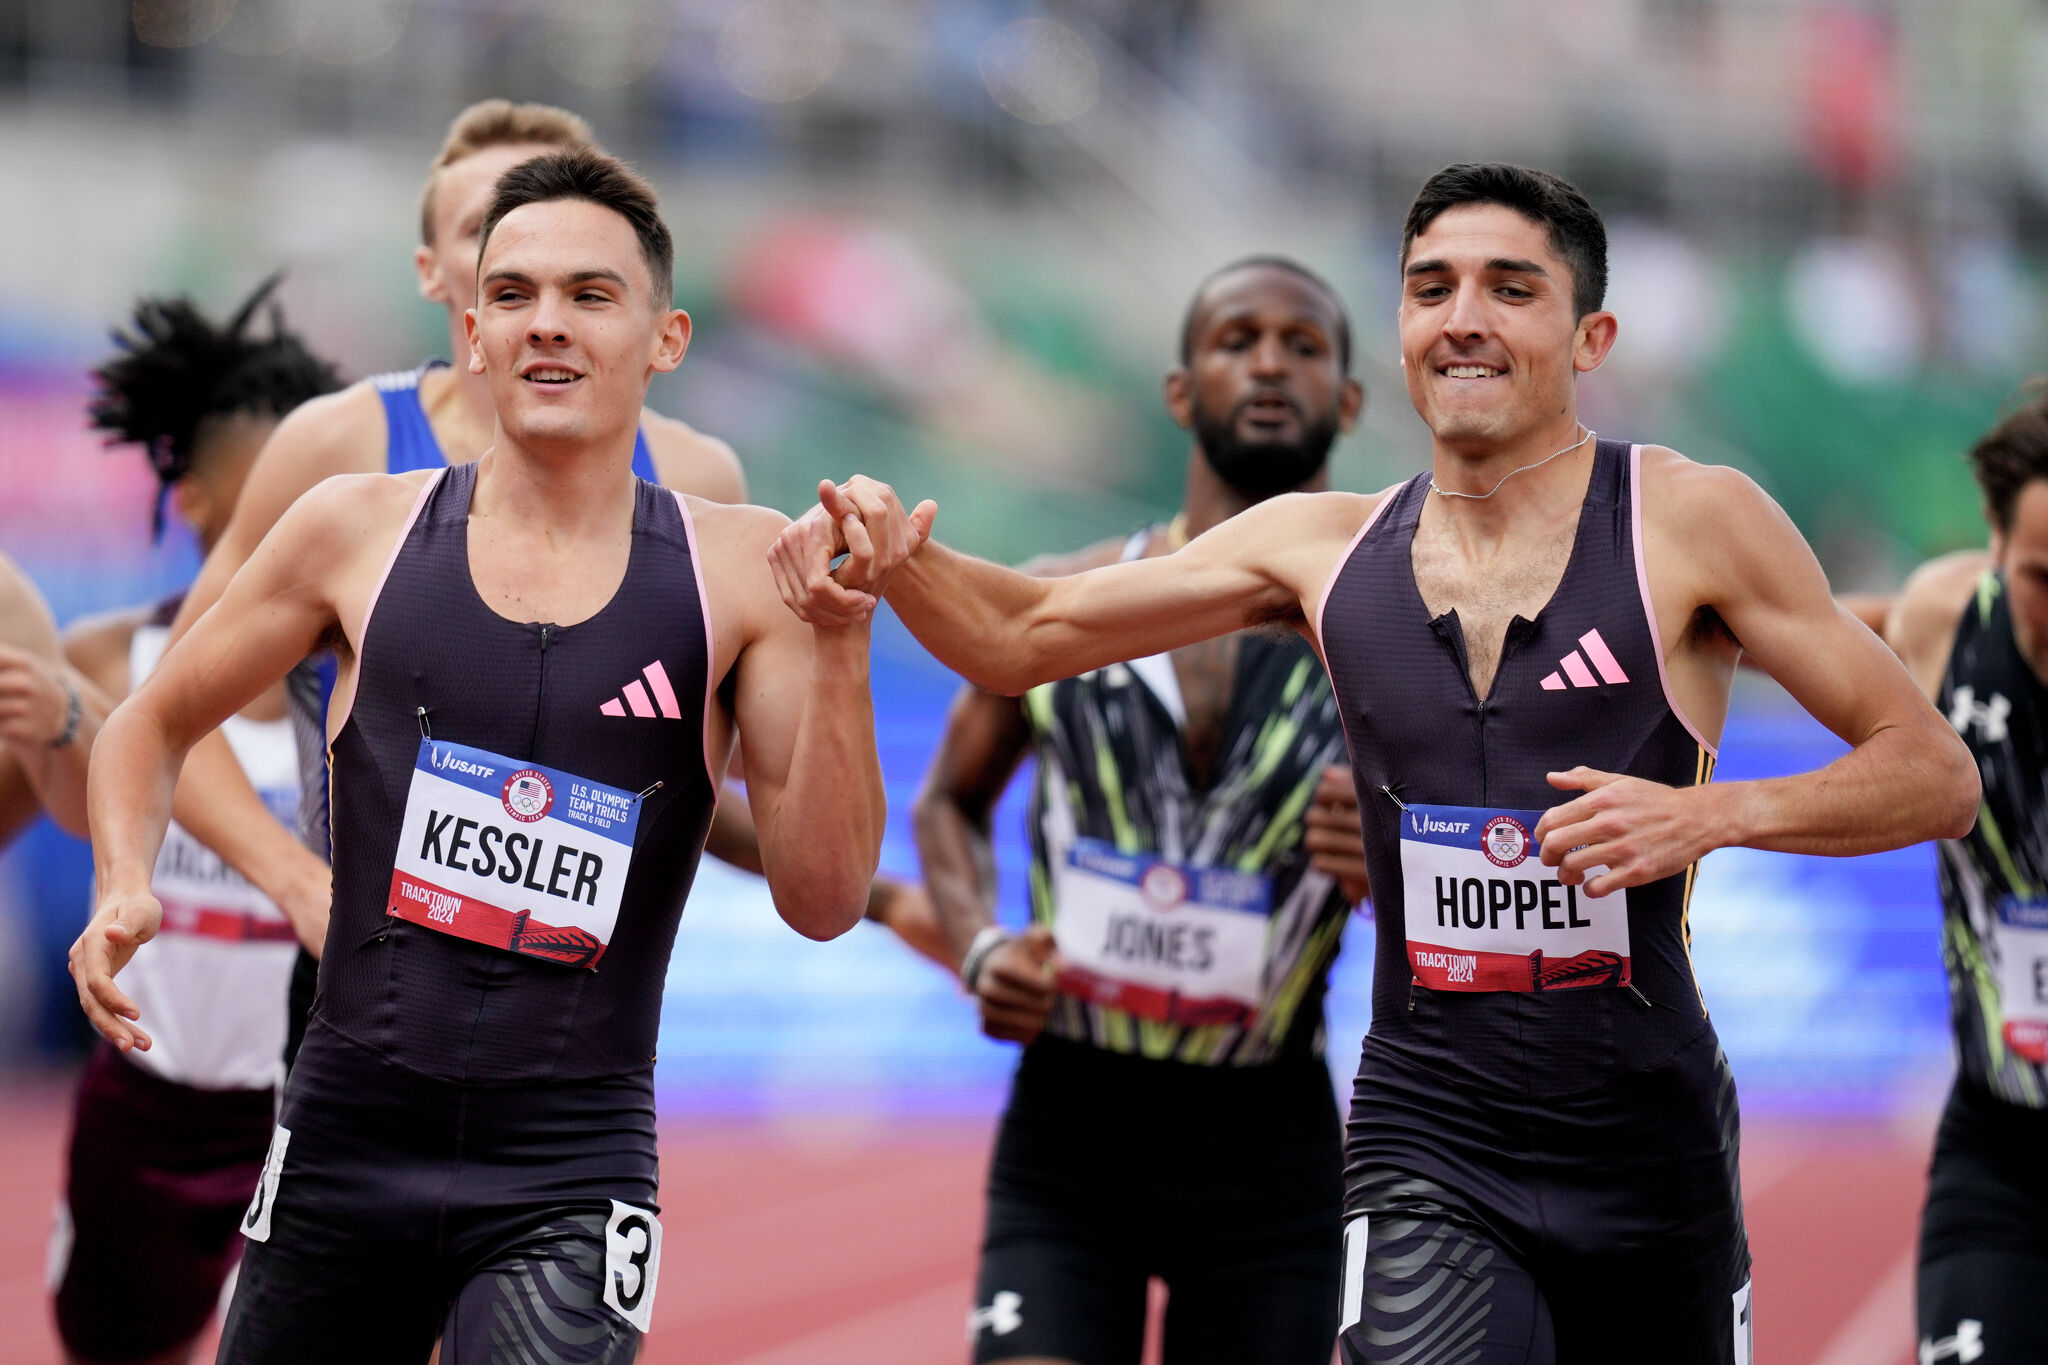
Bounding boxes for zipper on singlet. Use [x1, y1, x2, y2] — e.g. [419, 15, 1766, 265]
[530, 623, 552, 757]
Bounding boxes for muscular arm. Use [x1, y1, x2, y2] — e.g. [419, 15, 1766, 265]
[75, 476, 410, 1050]
[703, 501, 889, 939]
[1537, 458, 1978, 894]
[832, 484, 1376, 695]
[155, 388, 382, 914]
[913, 685, 1033, 968]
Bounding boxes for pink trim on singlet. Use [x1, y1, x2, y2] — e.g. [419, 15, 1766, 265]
[328, 471, 443, 746]
[1313, 492, 1398, 664]
[1629, 443, 1718, 758]
[672, 491, 722, 793]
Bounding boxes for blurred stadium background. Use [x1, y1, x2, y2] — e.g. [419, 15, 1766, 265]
[0, 0, 2036, 1360]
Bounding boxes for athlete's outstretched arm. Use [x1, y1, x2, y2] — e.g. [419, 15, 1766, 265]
[706, 503, 895, 939]
[774, 478, 1369, 695]
[1536, 460, 1978, 895]
[75, 477, 397, 1052]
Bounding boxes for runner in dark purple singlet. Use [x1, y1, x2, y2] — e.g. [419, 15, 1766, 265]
[72, 149, 914, 1364]
[771, 163, 1981, 1364]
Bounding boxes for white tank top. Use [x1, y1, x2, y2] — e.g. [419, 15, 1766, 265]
[116, 620, 302, 1090]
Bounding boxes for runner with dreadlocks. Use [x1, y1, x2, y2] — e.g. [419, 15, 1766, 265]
[45, 277, 342, 1365]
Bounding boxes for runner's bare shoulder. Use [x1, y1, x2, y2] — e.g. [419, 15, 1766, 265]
[61, 605, 153, 696]
[1888, 549, 1994, 695]
[641, 410, 747, 505]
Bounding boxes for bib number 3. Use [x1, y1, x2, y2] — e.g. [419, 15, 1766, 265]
[602, 1199, 663, 1332]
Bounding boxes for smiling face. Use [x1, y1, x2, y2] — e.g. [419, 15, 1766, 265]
[1168, 265, 1363, 498]
[466, 198, 689, 453]
[416, 142, 565, 314]
[1398, 203, 1616, 454]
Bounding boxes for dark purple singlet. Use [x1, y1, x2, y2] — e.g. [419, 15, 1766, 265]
[1319, 440, 1751, 1363]
[218, 463, 720, 1362]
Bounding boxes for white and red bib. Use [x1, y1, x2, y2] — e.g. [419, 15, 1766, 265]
[388, 739, 642, 968]
[1051, 838, 1273, 1026]
[1397, 803, 1630, 992]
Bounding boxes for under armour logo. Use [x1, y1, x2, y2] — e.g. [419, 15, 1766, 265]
[1920, 1319, 1985, 1364]
[1539, 629, 1630, 691]
[1948, 686, 2011, 744]
[967, 1290, 1024, 1340]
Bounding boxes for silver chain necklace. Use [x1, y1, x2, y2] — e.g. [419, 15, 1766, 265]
[1429, 426, 1594, 500]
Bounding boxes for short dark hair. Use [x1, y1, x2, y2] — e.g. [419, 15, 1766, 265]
[1970, 384, 2048, 533]
[1401, 163, 1608, 318]
[478, 148, 674, 306]
[90, 274, 343, 536]
[1179, 255, 1352, 372]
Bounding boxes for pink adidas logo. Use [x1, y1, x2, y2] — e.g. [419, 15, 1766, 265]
[1540, 630, 1629, 691]
[601, 660, 682, 719]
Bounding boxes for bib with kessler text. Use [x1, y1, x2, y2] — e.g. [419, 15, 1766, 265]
[388, 739, 643, 969]
[1398, 803, 1630, 992]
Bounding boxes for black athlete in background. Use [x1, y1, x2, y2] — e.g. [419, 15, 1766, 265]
[917, 257, 1369, 1364]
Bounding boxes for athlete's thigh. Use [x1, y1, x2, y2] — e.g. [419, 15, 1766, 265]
[1337, 1194, 1554, 1365]
[54, 1049, 274, 1362]
[217, 1232, 441, 1365]
[442, 1211, 644, 1365]
[975, 1214, 1148, 1365]
[1161, 1250, 1338, 1365]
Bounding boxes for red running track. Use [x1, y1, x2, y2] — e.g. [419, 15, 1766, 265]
[0, 1078, 1931, 1364]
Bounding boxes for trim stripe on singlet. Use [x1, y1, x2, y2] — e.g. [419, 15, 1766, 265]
[671, 490, 722, 793]
[1629, 443, 1718, 757]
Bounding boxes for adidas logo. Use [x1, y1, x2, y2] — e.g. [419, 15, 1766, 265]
[601, 660, 683, 719]
[1539, 629, 1629, 691]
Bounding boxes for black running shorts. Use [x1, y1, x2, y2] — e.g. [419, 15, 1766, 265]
[971, 1035, 1343, 1365]
[52, 1044, 275, 1361]
[1917, 1075, 2048, 1363]
[217, 1018, 662, 1365]
[1339, 1028, 1753, 1364]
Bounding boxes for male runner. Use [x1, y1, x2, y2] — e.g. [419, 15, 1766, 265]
[44, 280, 340, 1365]
[160, 98, 931, 1054]
[920, 256, 1370, 1364]
[774, 162, 1980, 1363]
[1874, 392, 2048, 1363]
[73, 148, 903, 1361]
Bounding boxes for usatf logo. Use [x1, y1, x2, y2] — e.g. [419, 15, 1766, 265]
[1539, 629, 1631, 691]
[502, 770, 554, 823]
[1482, 815, 1531, 868]
[431, 747, 495, 779]
[1409, 813, 1471, 836]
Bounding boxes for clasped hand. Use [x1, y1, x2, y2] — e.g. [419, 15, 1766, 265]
[768, 477, 937, 629]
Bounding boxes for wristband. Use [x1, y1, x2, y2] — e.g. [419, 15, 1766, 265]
[49, 675, 82, 749]
[958, 925, 1012, 991]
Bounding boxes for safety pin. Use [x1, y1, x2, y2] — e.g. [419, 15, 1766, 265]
[1378, 784, 1408, 811]
[416, 707, 432, 740]
[637, 780, 664, 801]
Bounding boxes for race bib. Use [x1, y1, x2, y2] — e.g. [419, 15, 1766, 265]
[1995, 897, 2048, 1063]
[602, 1199, 663, 1331]
[1051, 839, 1271, 1026]
[1398, 804, 1629, 992]
[388, 739, 643, 969]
